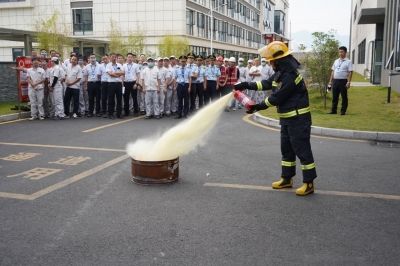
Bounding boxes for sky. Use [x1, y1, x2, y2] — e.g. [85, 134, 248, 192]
[288, 0, 352, 36]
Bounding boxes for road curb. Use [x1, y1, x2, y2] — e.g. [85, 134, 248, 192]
[253, 113, 400, 143]
[0, 112, 31, 122]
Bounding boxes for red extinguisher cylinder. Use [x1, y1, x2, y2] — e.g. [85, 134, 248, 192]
[233, 90, 255, 111]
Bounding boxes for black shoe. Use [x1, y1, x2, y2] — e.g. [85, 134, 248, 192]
[326, 111, 337, 114]
[124, 113, 129, 117]
[87, 114, 93, 117]
[103, 114, 108, 118]
[174, 115, 182, 119]
[109, 115, 115, 120]
[96, 113, 101, 117]
[145, 116, 151, 120]
[140, 111, 146, 115]
[340, 112, 345, 115]
[165, 113, 171, 117]
[117, 115, 124, 119]
[134, 113, 138, 117]
[155, 115, 160, 119]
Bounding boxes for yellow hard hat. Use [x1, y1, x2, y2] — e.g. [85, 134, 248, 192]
[258, 41, 292, 61]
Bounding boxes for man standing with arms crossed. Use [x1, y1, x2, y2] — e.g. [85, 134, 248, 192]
[327, 46, 353, 115]
[106, 53, 125, 119]
[98, 54, 110, 118]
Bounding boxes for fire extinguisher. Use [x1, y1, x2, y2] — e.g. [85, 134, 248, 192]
[233, 86, 255, 111]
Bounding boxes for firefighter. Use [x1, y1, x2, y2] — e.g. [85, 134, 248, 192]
[234, 41, 317, 196]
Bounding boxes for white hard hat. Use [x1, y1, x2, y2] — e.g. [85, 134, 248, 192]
[261, 57, 267, 62]
[238, 58, 244, 62]
[223, 58, 229, 62]
[228, 57, 236, 62]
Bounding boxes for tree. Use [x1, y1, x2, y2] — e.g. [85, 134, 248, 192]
[107, 19, 147, 55]
[157, 33, 190, 57]
[32, 8, 75, 57]
[299, 30, 340, 108]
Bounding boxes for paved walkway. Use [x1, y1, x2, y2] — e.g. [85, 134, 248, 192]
[253, 113, 400, 143]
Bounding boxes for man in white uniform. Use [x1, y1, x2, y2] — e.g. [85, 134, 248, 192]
[249, 58, 264, 104]
[122, 53, 140, 117]
[27, 57, 46, 120]
[106, 53, 125, 119]
[157, 57, 168, 117]
[64, 55, 83, 118]
[142, 57, 160, 119]
[49, 57, 66, 119]
[84, 53, 102, 117]
[261, 57, 275, 97]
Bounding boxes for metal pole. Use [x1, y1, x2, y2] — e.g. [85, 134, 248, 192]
[387, 73, 391, 103]
[210, 8, 213, 55]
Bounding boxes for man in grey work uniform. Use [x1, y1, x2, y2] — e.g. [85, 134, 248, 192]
[327, 46, 353, 115]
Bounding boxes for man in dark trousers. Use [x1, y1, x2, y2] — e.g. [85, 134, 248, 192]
[234, 41, 317, 196]
[327, 46, 353, 115]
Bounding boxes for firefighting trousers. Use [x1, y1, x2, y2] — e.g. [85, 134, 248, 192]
[280, 115, 317, 183]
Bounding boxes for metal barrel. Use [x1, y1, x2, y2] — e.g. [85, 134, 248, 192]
[131, 157, 179, 185]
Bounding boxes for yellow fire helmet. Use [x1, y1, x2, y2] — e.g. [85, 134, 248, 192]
[259, 41, 292, 61]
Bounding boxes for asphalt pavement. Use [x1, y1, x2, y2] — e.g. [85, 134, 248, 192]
[0, 110, 399, 266]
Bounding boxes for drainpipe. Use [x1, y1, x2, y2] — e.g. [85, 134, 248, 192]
[365, 40, 375, 81]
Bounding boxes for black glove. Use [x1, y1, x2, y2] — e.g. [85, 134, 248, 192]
[246, 102, 268, 114]
[234, 82, 249, 91]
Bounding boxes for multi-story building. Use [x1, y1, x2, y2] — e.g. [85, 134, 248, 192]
[0, 0, 290, 61]
[350, 0, 400, 91]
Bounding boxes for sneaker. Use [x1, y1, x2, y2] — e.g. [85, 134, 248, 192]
[165, 113, 171, 117]
[63, 115, 69, 119]
[296, 182, 314, 196]
[145, 116, 151, 120]
[96, 113, 101, 117]
[238, 106, 242, 109]
[272, 178, 293, 189]
[224, 108, 230, 112]
[29, 117, 36, 121]
[231, 108, 236, 111]
[39, 116, 44, 120]
[155, 115, 160, 119]
[73, 113, 78, 119]
[103, 114, 108, 118]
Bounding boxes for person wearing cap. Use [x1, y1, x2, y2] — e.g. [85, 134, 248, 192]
[49, 57, 66, 119]
[237, 57, 248, 109]
[223, 58, 229, 68]
[27, 57, 46, 120]
[122, 53, 140, 117]
[162, 57, 173, 116]
[98, 54, 110, 118]
[225, 57, 240, 111]
[173, 55, 192, 119]
[261, 57, 275, 99]
[204, 55, 221, 105]
[205, 57, 210, 67]
[64, 55, 83, 119]
[190, 55, 206, 112]
[186, 52, 195, 70]
[83, 53, 101, 117]
[142, 57, 160, 119]
[106, 53, 125, 119]
[157, 57, 168, 117]
[234, 41, 317, 196]
[41, 59, 51, 118]
[165, 56, 178, 115]
[249, 57, 264, 104]
[77, 56, 89, 117]
[138, 61, 147, 115]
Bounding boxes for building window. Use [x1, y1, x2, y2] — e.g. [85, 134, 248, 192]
[197, 12, 205, 38]
[353, 5, 357, 22]
[358, 39, 366, 64]
[72, 9, 93, 36]
[351, 49, 355, 64]
[12, 48, 24, 61]
[186, 9, 195, 36]
[73, 47, 93, 57]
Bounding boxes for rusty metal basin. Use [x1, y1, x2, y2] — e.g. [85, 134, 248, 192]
[131, 157, 179, 185]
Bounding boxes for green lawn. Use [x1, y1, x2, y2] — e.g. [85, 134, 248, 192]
[259, 86, 400, 132]
[351, 71, 369, 82]
[0, 101, 29, 116]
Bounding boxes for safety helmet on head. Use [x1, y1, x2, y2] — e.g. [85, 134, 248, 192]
[216, 56, 224, 62]
[228, 57, 236, 62]
[259, 41, 292, 61]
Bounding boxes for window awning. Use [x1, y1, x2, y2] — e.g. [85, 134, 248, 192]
[357, 8, 385, 25]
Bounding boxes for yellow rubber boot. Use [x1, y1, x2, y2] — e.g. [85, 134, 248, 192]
[296, 182, 314, 196]
[272, 178, 293, 189]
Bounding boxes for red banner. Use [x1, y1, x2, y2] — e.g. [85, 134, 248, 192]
[16, 56, 52, 102]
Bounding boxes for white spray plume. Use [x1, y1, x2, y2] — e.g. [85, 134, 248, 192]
[126, 93, 233, 161]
